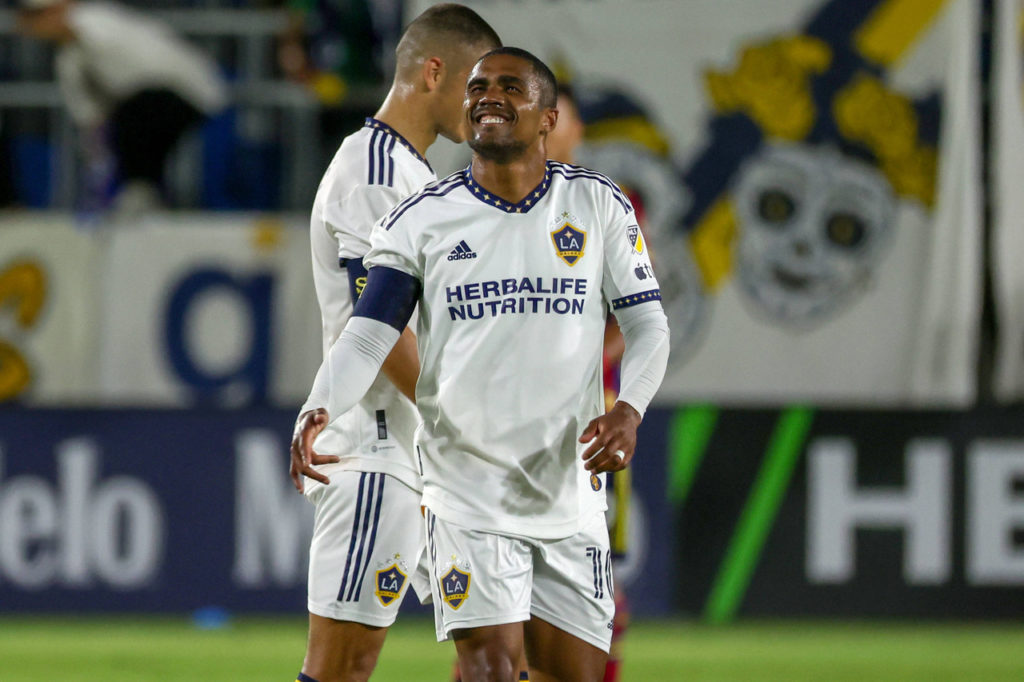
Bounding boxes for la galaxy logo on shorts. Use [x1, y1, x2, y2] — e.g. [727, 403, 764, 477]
[374, 562, 407, 606]
[551, 212, 586, 266]
[590, 473, 602, 491]
[440, 564, 471, 610]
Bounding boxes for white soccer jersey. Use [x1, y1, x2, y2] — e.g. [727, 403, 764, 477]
[364, 160, 663, 538]
[309, 118, 435, 492]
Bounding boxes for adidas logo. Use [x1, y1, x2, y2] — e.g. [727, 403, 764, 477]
[447, 240, 478, 261]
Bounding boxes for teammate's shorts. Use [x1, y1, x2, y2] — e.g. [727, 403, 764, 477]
[304, 470, 427, 626]
[424, 508, 615, 652]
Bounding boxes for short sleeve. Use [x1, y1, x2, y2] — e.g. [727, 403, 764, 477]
[363, 208, 423, 281]
[326, 184, 407, 259]
[601, 206, 662, 314]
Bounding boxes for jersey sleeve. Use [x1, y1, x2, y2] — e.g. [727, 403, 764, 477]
[362, 207, 424, 281]
[325, 184, 408, 260]
[601, 200, 662, 314]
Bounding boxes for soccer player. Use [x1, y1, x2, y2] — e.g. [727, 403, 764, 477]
[288, 6, 500, 682]
[294, 47, 669, 681]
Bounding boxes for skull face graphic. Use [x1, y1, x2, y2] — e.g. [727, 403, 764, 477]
[733, 143, 895, 324]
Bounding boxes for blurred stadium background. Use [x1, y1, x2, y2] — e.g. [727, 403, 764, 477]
[2, 0, 1024, 679]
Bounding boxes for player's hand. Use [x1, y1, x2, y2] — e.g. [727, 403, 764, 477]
[290, 408, 339, 492]
[578, 401, 642, 473]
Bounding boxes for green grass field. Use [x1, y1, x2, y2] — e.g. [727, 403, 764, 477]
[1, 616, 1023, 681]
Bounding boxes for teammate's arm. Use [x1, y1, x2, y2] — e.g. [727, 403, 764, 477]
[290, 266, 421, 491]
[381, 327, 419, 402]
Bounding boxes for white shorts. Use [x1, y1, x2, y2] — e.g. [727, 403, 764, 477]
[305, 470, 428, 627]
[424, 509, 615, 652]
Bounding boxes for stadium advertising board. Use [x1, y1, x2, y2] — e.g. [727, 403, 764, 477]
[0, 408, 673, 614]
[672, 407, 1024, 620]
[1, 407, 1021, 618]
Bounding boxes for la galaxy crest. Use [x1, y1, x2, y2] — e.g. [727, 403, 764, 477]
[440, 559, 471, 610]
[551, 212, 586, 266]
[374, 556, 409, 606]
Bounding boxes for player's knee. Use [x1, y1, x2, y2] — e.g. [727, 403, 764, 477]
[458, 653, 519, 682]
[454, 638, 520, 682]
[303, 641, 381, 682]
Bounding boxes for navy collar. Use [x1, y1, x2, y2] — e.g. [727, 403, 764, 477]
[462, 161, 553, 214]
[364, 118, 433, 173]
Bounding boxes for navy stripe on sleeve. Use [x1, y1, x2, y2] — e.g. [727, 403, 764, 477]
[352, 266, 421, 331]
[386, 136, 396, 187]
[376, 132, 386, 185]
[611, 288, 661, 310]
[367, 129, 380, 185]
[381, 173, 464, 230]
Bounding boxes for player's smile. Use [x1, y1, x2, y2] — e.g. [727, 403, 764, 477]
[472, 104, 514, 130]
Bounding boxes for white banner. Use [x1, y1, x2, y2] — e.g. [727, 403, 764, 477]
[416, 0, 982, 406]
[97, 214, 320, 406]
[0, 213, 321, 407]
[992, 0, 1024, 401]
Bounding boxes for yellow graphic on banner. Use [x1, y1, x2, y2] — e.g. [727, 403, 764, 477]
[0, 260, 47, 401]
[854, 0, 948, 66]
[705, 36, 832, 140]
[689, 199, 736, 291]
[834, 74, 937, 205]
[586, 115, 671, 156]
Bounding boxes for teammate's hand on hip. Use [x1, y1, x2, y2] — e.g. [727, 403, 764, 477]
[290, 408, 340, 492]
[578, 401, 642, 473]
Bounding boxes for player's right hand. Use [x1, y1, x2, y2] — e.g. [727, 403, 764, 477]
[290, 408, 340, 492]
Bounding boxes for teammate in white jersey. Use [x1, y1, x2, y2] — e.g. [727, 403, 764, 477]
[288, 6, 500, 682]
[296, 47, 669, 681]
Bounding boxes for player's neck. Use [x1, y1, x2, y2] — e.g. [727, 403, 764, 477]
[470, 148, 548, 205]
[374, 91, 437, 160]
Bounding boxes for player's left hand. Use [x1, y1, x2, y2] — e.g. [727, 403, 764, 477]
[579, 401, 642, 473]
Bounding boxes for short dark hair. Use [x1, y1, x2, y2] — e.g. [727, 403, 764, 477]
[398, 4, 501, 62]
[478, 47, 557, 109]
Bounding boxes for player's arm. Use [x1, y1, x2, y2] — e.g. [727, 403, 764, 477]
[581, 200, 670, 473]
[342, 256, 419, 402]
[290, 266, 421, 491]
[580, 303, 669, 472]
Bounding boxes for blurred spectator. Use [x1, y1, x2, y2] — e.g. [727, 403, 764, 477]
[16, 0, 228, 217]
[277, 0, 401, 165]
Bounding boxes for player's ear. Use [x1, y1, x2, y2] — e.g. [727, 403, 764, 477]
[541, 107, 558, 135]
[422, 56, 444, 92]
